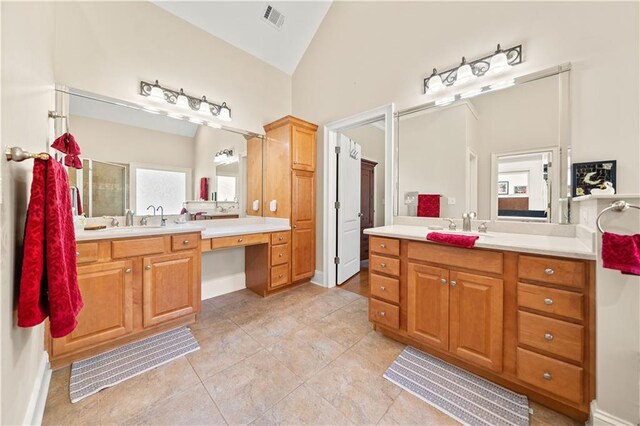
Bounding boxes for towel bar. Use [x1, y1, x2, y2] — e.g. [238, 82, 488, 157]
[596, 200, 640, 233]
[5, 147, 50, 162]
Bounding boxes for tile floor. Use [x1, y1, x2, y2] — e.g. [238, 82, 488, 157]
[43, 283, 581, 425]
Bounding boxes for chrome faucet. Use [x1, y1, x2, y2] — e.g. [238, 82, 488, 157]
[139, 216, 149, 226]
[147, 205, 156, 216]
[103, 216, 119, 227]
[125, 209, 134, 227]
[444, 218, 456, 231]
[157, 206, 166, 226]
[462, 211, 477, 232]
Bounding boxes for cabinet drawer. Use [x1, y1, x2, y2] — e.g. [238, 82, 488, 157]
[270, 264, 290, 288]
[211, 233, 269, 250]
[112, 237, 165, 259]
[518, 283, 584, 321]
[271, 231, 290, 245]
[370, 273, 400, 304]
[517, 348, 583, 403]
[518, 311, 584, 362]
[369, 298, 399, 329]
[76, 242, 99, 264]
[370, 237, 400, 257]
[271, 243, 290, 266]
[518, 255, 585, 289]
[171, 233, 200, 251]
[370, 254, 400, 277]
[408, 242, 503, 275]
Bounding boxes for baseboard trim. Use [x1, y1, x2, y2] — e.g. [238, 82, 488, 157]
[310, 269, 326, 287]
[23, 351, 51, 426]
[589, 400, 636, 426]
[201, 272, 246, 300]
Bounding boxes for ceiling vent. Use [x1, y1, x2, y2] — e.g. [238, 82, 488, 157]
[262, 5, 285, 30]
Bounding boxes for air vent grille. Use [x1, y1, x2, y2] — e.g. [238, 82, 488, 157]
[263, 5, 285, 30]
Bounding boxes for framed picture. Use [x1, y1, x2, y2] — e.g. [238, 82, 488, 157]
[498, 181, 509, 195]
[514, 185, 527, 194]
[572, 160, 617, 197]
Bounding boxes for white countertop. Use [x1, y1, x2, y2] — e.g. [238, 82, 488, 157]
[364, 225, 596, 260]
[201, 223, 291, 238]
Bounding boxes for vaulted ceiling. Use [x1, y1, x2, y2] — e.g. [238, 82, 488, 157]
[153, 1, 332, 75]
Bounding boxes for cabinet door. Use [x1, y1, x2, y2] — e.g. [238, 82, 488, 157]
[449, 271, 504, 372]
[142, 251, 199, 328]
[52, 260, 133, 355]
[263, 129, 291, 219]
[407, 263, 450, 351]
[291, 169, 315, 281]
[291, 125, 316, 171]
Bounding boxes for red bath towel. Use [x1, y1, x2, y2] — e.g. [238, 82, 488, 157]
[18, 158, 84, 338]
[200, 177, 208, 201]
[427, 232, 479, 249]
[418, 194, 440, 217]
[602, 232, 640, 276]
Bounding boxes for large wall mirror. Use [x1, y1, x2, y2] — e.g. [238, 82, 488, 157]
[58, 88, 264, 220]
[395, 65, 571, 223]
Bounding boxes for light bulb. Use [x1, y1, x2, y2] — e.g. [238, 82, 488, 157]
[488, 44, 511, 75]
[149, 80, 164, 101]
[426, 68, 445, 93]
[454, 58, 476, 86]
[217, 102, 231, 122]
[198, 96, 210, 114]
[176, 89, 190, 108]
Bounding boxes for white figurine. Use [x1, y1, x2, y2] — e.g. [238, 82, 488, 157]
[590, 181, 616, 195]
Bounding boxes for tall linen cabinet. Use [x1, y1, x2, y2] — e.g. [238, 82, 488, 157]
[263, 116, 318, 285]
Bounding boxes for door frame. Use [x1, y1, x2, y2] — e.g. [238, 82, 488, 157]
[319, 104, 394, 288]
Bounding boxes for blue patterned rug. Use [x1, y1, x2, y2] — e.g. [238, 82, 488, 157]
[384, 346, 529, 426]
[69, 327, 199, 403]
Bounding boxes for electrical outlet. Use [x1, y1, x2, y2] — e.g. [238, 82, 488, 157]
[448, 197, 456, 205]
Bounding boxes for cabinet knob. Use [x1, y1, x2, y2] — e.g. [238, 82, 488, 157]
[238, 238, 243, 243]
[294, 160, 298, 164]
[543, 372, 552, 381]
[544, 298, 554, 305]
[380, 286, 386, 291]
[379, 311, 386, 317]
[380, 263, 386, 269]
[279, 253, 283, 257]
[279, 236, 284, 241]
[278, 274, 284, 278]
[145, 265, 152, 270]
[544, 333, 554, 341]
[440, 278, 447, 284]
[76, 251, 80, 256]
[293, 225, 297, 229]
[450, 280, 457, 287]
[380, 243, 386, 249]
[183, 240, 189, 245]
[125, 268, 132, 273]
[544, 268, 555, 276]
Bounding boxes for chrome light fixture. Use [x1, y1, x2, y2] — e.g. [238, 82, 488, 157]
[140, 80, 232, 122]
[423, 44, 523, 94]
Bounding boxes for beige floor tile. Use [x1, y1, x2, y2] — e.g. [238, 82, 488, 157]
[305, 351, 401, 424]
[202, 350, 302, 425]
[267, 326, 347, 380]
[239, 312, 306, 347]
[340, 297, 369, 315]
[334, 287, 365, 302]
[98, 356, 201, 423]
[378, 390, 461, 425]
[187, 322, 263, 379]
[529, 401, 582, 426]
[310, 307, 373, 348]
[348, 330, 406, 370]
[42, 368, 102, 426]
[123, 382, 227, 425]
[252, 384, 353, 425]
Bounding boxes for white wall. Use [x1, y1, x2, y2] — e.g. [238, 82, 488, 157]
[0, 2, 55, 424]
[293, 2, 639, 423]
[53, 1, 291, 135]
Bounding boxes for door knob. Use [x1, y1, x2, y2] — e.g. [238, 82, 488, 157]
[440, 278, 447, 284]
[450, 280, 457, 287]
[544, 268, 555, 275]
[76, 251, 80, 256]
[544, 298, 554, 305]
[358, 212, 363, 218]
[145, 265, 151, 270]
[125, 268, 132, 273]
[544, 333, 554, 341]
[543, 372, 552, 380]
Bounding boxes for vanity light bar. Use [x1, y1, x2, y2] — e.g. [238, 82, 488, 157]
[139, 80, 232, 122]
[423, 44, 523, 94]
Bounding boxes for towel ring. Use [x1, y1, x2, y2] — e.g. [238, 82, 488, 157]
[595, 200, 640, 233]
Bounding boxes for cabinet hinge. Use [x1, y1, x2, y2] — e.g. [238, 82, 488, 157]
[334, 201, 340, 209]
[335, 146, 341, 154]
[334, 256, 340, 265]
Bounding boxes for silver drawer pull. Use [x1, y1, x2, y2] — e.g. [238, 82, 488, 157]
[544, 268, 555, 276]
[380, 243, 386, 249]
[379, 263, 386, 269]
[543, 372, 552, 380]
[379, 311, 386, 317]
[380, 286, 386, 291]
[544, 333, 554, 341]
[183, 240, 189, 245]
[125, 268, 132, 273]
[76, 251, 80, 256]
[450, 280, 457, 287]
[238, 238, 243, 242]
[440, 278, 447, 284]
[544, 298, 554, 305]
[145, 265, 151, 270]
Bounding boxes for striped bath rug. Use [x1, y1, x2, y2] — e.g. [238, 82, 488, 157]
[70, 327, 200, 403]
[384, 346, 529, 426]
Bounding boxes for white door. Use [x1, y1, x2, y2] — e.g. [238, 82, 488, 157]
[337, 135, 362, 284]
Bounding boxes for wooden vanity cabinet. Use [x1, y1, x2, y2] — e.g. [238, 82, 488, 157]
[368, 237, 595, 421]
[264, 116, 318, 285]
[47, 232, 201, 368]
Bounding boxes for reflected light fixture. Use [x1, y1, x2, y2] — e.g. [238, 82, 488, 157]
[217, 102, 231, 122]
[214, 148, 234, 163]
[454, 57, 476, 86]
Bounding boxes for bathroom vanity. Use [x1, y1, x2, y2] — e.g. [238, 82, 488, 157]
[364, 226, 595, 420]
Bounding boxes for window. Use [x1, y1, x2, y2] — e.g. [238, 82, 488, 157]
[135, 168, 186, 214]
[216, 175, 237, 201]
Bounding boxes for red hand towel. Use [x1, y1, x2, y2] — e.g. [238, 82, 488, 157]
[18, 158, 84, 338]
[418, 194, 440, 217]
[200, 177, 208, 201]
[51, 132, 81, 155]
[64, 154, 83, 170]
[427, 232, 479, 249]
[602, 232, 640, 276]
